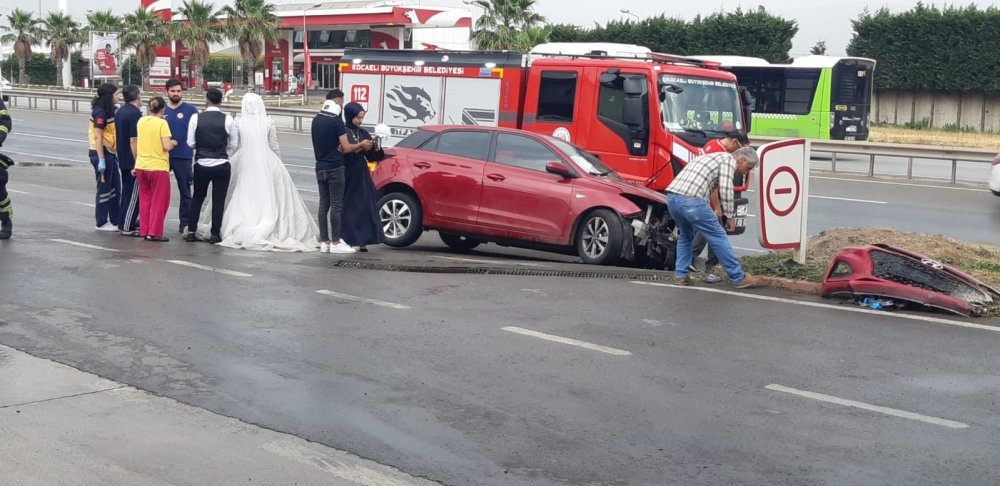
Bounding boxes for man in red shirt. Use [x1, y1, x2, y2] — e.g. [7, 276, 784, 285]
[691, 129, 750, 282]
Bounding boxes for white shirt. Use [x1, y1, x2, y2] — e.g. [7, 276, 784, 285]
[187, 106, 239, 167]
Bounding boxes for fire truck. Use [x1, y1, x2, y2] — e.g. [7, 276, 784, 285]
[340, 43, 752, 231]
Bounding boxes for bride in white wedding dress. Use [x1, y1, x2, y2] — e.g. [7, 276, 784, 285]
[196, 93, 319, 251]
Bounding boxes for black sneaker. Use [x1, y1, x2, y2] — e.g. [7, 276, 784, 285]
[208, 234, 222, 244]
[183, 233, 197, 242]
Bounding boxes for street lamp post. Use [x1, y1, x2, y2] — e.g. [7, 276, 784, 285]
[302, 3, 322, 104]
[620, 9, 639, 21]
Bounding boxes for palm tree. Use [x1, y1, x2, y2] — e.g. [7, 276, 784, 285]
[221, 0, 281, 89]
[471, 0, 546, 51]
[120, 7, 169, 91]
[1, 9, 40, 85]
[85, 9, 123, 34]
[174, 0, 224, 92]
[41, 11, 83, 88]
[515, 26, 551, 51]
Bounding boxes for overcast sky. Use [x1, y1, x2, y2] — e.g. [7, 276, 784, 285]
[12, 0, 998, 56]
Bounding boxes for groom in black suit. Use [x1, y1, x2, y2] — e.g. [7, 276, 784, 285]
[185, 88, 238, 243]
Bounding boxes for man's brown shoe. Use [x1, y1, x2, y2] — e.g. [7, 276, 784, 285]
[732, 275, 762, 289]
[674, 276, 693, 286]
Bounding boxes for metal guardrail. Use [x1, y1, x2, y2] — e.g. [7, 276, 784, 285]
[4, 88, 995, 183]
[753, 136, 996, 183]
[3, 88, 317, 132]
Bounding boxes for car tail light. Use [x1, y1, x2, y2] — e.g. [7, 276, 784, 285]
[992, 154, 1000, 165]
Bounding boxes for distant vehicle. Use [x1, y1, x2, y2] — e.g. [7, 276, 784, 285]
[693, 55, 876, 141]
[373, 125, 681, 267]
[990, 153, 1000, 196]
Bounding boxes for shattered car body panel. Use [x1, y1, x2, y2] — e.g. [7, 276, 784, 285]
[821, 244, 1000, 317]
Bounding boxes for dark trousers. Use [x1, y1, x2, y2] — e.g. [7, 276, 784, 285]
[89, 151, 121, 227]
[317, 166, 346, 241]
[188, 162, 231, 236]
[170, 157, 193, 230]
[0, 164, 10, 219]
[118, 166, 140, 232]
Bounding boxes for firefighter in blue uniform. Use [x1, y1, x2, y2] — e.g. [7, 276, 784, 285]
[0, 96, 13, 239]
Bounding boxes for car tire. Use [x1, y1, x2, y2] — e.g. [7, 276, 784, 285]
[378, 192, 423, 247]
[439, 233, 481, 252]
[576, 209, 623, 266]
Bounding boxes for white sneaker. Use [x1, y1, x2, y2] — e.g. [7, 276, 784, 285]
[95, 222, 118, 232]
[328, 241, 357, 254]
[320, 242, 331, 253]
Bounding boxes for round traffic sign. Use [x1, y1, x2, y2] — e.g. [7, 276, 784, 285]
[766, 167, 801, 217]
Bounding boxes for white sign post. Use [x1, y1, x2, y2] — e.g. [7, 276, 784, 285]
[756, 139, 810, 264]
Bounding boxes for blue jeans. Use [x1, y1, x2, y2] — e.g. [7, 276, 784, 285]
[667, 193, 745, 283]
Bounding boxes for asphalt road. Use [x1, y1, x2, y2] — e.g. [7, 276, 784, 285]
[2, 105, 1000, 485]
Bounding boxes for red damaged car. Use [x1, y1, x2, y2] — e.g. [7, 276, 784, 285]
[373, 126, 676, 266]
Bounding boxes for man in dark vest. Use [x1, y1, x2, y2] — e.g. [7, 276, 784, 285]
[185, 88, 238, 243]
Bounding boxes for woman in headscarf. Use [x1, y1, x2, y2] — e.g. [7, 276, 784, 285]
[340, 102, 385, 251]
[198, 93, 319, 251]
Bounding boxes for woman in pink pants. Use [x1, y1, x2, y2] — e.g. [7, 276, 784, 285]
[135, 96, 178, 242]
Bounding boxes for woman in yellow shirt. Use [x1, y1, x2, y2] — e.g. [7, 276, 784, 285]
[135, 96, 178, 241]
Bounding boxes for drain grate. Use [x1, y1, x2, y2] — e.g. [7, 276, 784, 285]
[331, 260, 670, 281]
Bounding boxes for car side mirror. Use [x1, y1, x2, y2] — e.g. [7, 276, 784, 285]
[545, 162, 576, 179]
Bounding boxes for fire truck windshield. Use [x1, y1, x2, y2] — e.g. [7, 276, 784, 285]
[659, 75, 742, 143]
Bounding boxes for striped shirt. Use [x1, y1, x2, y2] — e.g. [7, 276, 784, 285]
[666, 151, 737, 218]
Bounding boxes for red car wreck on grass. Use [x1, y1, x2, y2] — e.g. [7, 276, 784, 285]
[373, 126, 677, 267]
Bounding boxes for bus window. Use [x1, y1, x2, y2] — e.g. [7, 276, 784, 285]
[832, 60, 873, 108]
[782, 69, 821, 115]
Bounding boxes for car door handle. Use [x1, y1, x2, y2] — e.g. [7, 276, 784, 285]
[413, 161, 431, 169]
[486, 173, 505, 182]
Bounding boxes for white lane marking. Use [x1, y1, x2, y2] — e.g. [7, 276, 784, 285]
[434, 256, 550, 267]
[501, 326, 632, 356]
[166, 260, 253, 278]
[810, 195, 887, 204]
[71, 201, 96, 208]
[811, 176, 989, 193]
[285, 163, 313, 169]
[734, 246, 768, 253]
[8, 189, 30, 195]
[2, 150, 83, 164]
[315, 290, 411, 310]
[765, 384, 969, 429]
[630, 281, 1000, 332]
[18, 132, 89, 143]
[50, 238, 120, 252]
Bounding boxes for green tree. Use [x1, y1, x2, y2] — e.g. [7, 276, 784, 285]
[547, 23, 582, 43]
[471, 0, 545, 51]
[120, 7, 169, 91]
[174, 0, 224, 92]
[1, 9, 40, 84]
[85, 9, 123, 34]
[810, 40, 827, 55]
[515, 26, 551, 51]
[687, 7, 797, 63]
[221, 0, 281, 89]
[848, 4, 1000, 92]
[41, 11, 84, 87]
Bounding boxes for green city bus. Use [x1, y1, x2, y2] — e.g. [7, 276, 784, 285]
[694, 55, 877, 141]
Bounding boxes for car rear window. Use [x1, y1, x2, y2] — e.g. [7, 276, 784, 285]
[395, 130, 436, 149]
[426, 131, 492, 160]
